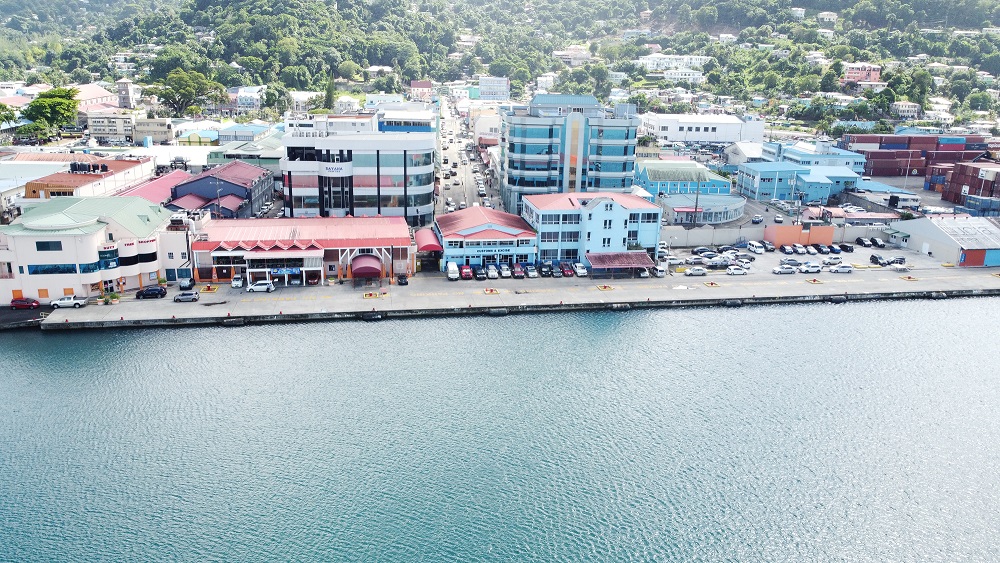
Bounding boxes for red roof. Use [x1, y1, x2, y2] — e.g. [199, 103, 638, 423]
[410, 80, 433, 89]
[414, 228, 443, 252]
[24, 159, 149, 189]
[586, 252, 655, 269]
[435, 207, 535, 238]
[524, 192, 659, 211]
[169, 193, 210, 210]
[213, 194, 245, 211]
[0, 95, 31, 108]
[191, 217, 412, 251]
[179, 160, 269, 189]
[11, 153, 103, 163]
[118, 169, 193, 204]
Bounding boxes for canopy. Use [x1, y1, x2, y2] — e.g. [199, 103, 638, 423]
[351, 254, 383, 277]
[585, 251, 655, 269]
[414, 228, 443, 252]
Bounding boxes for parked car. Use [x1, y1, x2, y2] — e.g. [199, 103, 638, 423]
[474, 267, 488, 280]
[736, 259, 753, 270]
[793, 244, 807, 255]
[396, 274, 408, 286]
[829, 264, 854, 273]
[10, 297, 40, 310]
[559, 262, 575, 277]
[734, 252, 755, 262]
[798, 263, 821, 273]
[805, 246, 819, 255]
[751, 214, 764, 224]
[855, 237, 873, 247]
[538, 262, 552, 277]
[636, 267, 650, 278]
[512, 264, 525, 279]
[231, 275, 244, 288]
[685, 256, 706, 265]
[726, 266, 748, 275]
[839, 243, 855, 253]
[716, 245, 737, 254]
[51, 295, 89, 308]
[524, 265, 538, 278]
[822, 256, 842, 266]
[772, 265, 797, 275]
[662, 256, 684, 266]
[699, 251, 719, 260]
[486, 265, 499, 279]
[780, 258, 803, 267]
[870, 254, 888, 266]
[178, 278, 196, 290]
[774, 214, 785, 223]
[692, 246, 713, 256]
[135, 286, 167, 299]
[889, 263, 911, 272]
[780, 245, 794, 255]
[828, 245, 842, 254]
[573, 263, 588, 277]
[499, 264, 512, 278]
[652, 266, 667, 277]
[684, 266, 708, 276]
[460, 265, 474, 280]
[813, 244, 831, 254]
[173, 291, 200, 302]
[246, 280, 275, 293]
[870, 237, 886, 248]
[551, 264, 563, 278]
[762, 241, 776, 252]
[888, 256, 906, 265]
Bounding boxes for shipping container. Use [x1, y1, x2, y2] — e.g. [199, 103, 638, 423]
[966, 135, 987, 143]
[849, 143, 881, 151]
[966, 143, 988, 151]
[937, 143, 966, 151]
[932, 183, 945, 192]
[930, 175, 946, 183]
[880, 143, 909, 150]
[939, 136, 967, 144]
[960, 249, 986, 267]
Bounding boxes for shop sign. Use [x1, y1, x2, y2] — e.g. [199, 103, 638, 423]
[323, 164, 349, 174]
[270, 267, 301, 274]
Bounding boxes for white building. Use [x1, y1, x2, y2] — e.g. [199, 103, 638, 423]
[478, 76, 511, 101]
[335, 95, 360, 114]
[134, 118, 174, 144]
[281, 114, 437, 226]
[473, 115, 501, 146]
[553, 46, 592, 67]
[641, 114, 766, 144]
[790, 7, 805, 19]
[636, 53, 713, 71]
[817, 29, 835, 40]
[364, 92, 406, 110]
[88, 112, 136, 143]
[0, 197, 195, 303]
[536, 72, 559, 90]
[816, 11, 838, 24]
[718, 34, 737, 44]
[890, 101, 922, 119]
[663, 68, 705, 85]
[288, 91, 323, 112]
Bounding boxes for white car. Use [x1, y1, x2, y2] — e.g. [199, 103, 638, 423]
[524, 265, 538, 278]
[793, 244, 807, 254]
[726, 266, 748, 275]
[684, 266, 708, 276]
[573, 263, 588, 277]
[246, 280, 275, 293]
[774, 214, 785, 223]
[637, 267, 650, 278]
[51, 295, 89, 308]
[805, 246, 819, 255]
[663, 256, 684, 266]
[772, 265, 797, 275]
[486, 265, 499, 279]
[499, 264, 512, 278]
[231, 274, 244, 288]
[829, 264, 854, 273]
[822, 256, 842, 266]
[798, 263, 822, 273]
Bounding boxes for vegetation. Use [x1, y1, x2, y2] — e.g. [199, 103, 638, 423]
[143, 69, 226, 116]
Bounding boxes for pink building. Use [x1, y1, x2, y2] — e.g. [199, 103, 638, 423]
[842, 63, 881, 84]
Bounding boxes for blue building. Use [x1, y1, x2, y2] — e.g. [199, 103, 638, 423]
[521, 192, 661, 265]
[633, 160, 731, 196]
[736, 162, 859, 203]
[762, 140, 866, 174]
[500, 95, 641, 214]
[218, 124, 271, 143]
[434, 207, 537, 268]
[168, 161, 274, 219]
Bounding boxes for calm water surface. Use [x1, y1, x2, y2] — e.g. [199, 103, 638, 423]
[1, 299, 999, 561]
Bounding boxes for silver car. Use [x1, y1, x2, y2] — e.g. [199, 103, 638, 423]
[173, 291, 200, 302]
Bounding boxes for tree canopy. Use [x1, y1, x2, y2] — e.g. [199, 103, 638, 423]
[144, 69, 227, 116]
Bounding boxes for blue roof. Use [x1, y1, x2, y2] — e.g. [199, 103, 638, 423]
[742, 162, 807, 172]
[858, 180, 915, 195]
[782, 145, 861, 158]
[187, 130, 219, 140]
[220, 124, 269, 134]
[531, 94, 600, 106]
[804, 165, 859, 177]
[797, 173, 834, 183]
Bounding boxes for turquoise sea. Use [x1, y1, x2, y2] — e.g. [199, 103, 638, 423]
[2, 299, 999, 561]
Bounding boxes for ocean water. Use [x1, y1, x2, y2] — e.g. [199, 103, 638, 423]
[1, 299, 999, 561]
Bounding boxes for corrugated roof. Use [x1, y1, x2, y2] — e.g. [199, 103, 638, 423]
[0, 196, 171, 238]
[435, 207, 534, 238]
[639, 161, 729, 183]
[531, 94, 600, 106]
[524, 191, 659, 211]
[192, 217, 412, 249]
[169, 193, 210, 210]
[927, 217, 1000, 250]
[178, 160, 269, 189]
[25, 160, 148, 189]
[11, 153, 103, 163]
[118, 169, 193, 204]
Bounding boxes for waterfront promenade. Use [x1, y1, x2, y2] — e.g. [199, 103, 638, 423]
[28, 248, 1000, 330]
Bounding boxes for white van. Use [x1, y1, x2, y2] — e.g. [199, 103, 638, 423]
[652, 265, 667, 277]
[446, 262, 460, 281]
[747, 241, 764, 254]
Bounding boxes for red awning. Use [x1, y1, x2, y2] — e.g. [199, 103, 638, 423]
[585, 251, 656, 269]
[351, 254, 383, 277]
[414, 228, 443, 252]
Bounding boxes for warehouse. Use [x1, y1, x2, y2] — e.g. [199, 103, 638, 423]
[885, 216, 1000, 266]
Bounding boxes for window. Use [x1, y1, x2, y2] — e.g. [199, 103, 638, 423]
[603, 219, 612, 229]
[167, 252, 175, 259]
[604, 203, 613, 211]
[181, 252, 188, 260]
[627, 230, 639, 242]
[27, 264, 77, 275]
[540, 249, 558, 260]
[540, 232, 560, 242]
[35, 241, 63, 252]
[561, 213, 580, 224]
[108, 233, 114, 241]
[540, 214, 560, 224]
[695, 127, 701, 132]
[602, 238, 611, 248]
[561, 232, 579, 242]
[711, 127, 717, 132]
[629, 213, 639, 222]
[587, 232, 591, 242]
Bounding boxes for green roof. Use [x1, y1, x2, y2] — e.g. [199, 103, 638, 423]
[0, 197, 172, 238]
[639, 162, 729, 184]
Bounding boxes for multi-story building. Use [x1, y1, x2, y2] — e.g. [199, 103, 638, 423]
[433, 207, 537, 268]
[499, 94, 641, 214]
[536, 72, 559, 90]
[87, 111, 136, 143]
[636, 54, 713, 72]
[632, 160, 731, 196]
[842, 63, 881, 84]
[0, 196, 193, 303]
[134, 117, 174, 144]
[218, 124, 270, 144]
[21, 158, 155, 202]
[761, 140, 866, 173]
[409, 80, 434, 101]
[890, 101, 922, 119]
[521, 192, 661, 265]
[816, 11, 838, 24]
[736, 162, 859, 203]
[478, 76, 510, 101]
[281, 114, 436, 225]
[640, 113, 765, 144]
[663, 68, 705, 85]
[790, 7, 805, 19]
[167, 161, 273, 219]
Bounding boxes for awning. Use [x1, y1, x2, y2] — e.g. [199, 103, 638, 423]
[351, 254, 383, 277]
[244, 249, 324, 259]
[585, 251, 656, 269]
[414, 228, 443, 252]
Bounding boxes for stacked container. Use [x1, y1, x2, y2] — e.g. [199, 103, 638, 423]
[846, 134, 994, 177]
[942, 162, 1000, 205]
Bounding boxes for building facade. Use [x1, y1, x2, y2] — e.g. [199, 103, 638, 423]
[134, 118, 174, 144]
[434, 207, 537, 268]
[641, 114, 765, 144]
[478, 76, 510, 101]
[281, 114, 437, 226]
[842, 63, 881, 84]
[521, 192, 661, 265]
[500, 95, 641, 214]
[168, 161, 273, 219]
[87, 112, 136, 143]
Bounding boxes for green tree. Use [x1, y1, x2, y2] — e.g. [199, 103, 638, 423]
[967, 92, 994, 111]
[337, 60, 361, 80]
[324, 73, 336, 109]
[820, 70, 839, 92]
[694, 6, 718, 28]
[21, 87, 79, 129]
[0, 103, 15, 126]
[145, 69, 226, 117]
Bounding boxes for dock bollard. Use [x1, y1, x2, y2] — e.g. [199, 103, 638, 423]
[120, 316, 123, 320]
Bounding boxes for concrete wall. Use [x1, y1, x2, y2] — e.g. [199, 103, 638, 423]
[662, 224, 890, 249]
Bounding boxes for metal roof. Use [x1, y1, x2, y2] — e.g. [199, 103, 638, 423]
[0, 196, 171, 238]
[933, 217, 1000, 250]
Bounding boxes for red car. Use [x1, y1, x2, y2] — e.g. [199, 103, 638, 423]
[10, 297, 40, 310]
[459, 265, 474, 280]
[559, 262, 575, 276]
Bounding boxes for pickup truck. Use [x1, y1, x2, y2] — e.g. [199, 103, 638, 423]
[51, 295, 89, 308]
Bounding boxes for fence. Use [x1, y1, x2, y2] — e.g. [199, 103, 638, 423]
[662, 224, 892, 249]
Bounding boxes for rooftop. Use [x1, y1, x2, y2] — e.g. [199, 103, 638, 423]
[26, 159, 149, 188]
[192, 217, 412, 250]
[925, 217, 1000, 250]
[435, 207, 534, 238]
[638, 161, 730, 183]
[1, 196, 171, 238]
[531, 94, 601, 107]
[119, 169, 193, 204]
[179, 160, 269, 189]
[524, 192, 660, 211]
